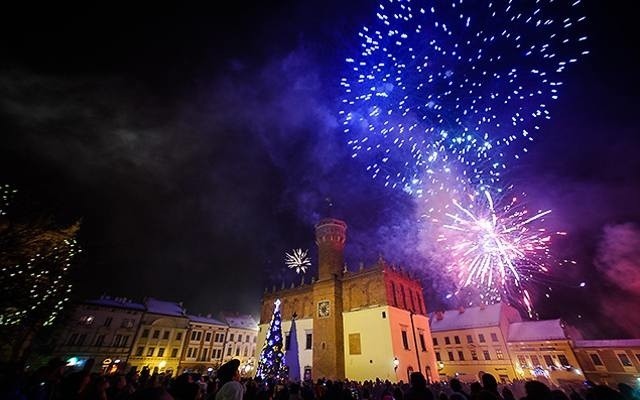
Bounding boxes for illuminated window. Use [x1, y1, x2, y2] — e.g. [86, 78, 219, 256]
[419, 334, 426, 352]
[147, 347, 155, 357]
[454, 336, 461, 344]
[531, 355, 540, 366]
[478, 334, 486, 343]
[458, 351, 465, 361]
[558, 354, 570, 366]
[518, 355, 528, 368]
[171, 348, 178, 358]
[158, 348, 165, 357]
[496, 349, 504, 360]
[590, 353, 603, 366]
[491, 333, 499, 342]
[483, 350, 491, 360]
[80, 315, 95, 325]
[618, 353, 632, 367]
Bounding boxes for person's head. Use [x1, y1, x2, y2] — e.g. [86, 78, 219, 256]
[470, 382, 482, 394]
[481, 373, 498, 391]
[525, 380, 551, 398]
[217, 359, 241, 384]
[410, 372, 427, 389]
[449, 378, 463, 392]
[550, 389, 570, 400]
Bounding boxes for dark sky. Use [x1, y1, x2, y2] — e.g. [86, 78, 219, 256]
[1, 2, 639, 338]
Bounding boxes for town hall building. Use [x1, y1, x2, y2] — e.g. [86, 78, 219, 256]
[258, 218, 439, 383]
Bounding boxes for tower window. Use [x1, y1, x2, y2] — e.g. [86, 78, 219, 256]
[401, 330, 410, 350]
[382, 311, 386, 319]
[306, 333, 313, 350]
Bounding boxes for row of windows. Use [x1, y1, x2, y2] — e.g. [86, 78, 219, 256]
[436, 349, 504, 362]
[433, 332, 499, 346]
[590, 352, 640, 368]
[285, 333, 313, 350]
[135, 346, 179, 358]
[79, 315, 136, 329]
[67, 333, 130, 347]
[141, 329, 182, 341]
[400, 331, 428, 352]
[188, 330, 257, 343]
[517, 354, 570, 369]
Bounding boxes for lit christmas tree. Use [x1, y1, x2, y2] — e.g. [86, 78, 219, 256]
[255, 298, 286, 380]
[0, 185, 81, 364]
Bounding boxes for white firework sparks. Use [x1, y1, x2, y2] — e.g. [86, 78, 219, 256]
[285, 248, 311, 274]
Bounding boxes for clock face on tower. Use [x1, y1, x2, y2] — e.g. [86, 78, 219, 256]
[317, 300, 331, 318]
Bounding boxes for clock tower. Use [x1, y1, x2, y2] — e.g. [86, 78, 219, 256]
[312, 218, 346, 380]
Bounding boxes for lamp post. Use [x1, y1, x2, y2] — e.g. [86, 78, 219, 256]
[393, 356, 400, 378]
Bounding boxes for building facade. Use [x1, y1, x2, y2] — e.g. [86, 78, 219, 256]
[180, 315, 228, 373]
[220, 314, 259, 376]
[430, 303, 521, 383]
[573, 339, 640, 387]
[258, 218, 439, 382]
[127, 298, 190, 375]
[52, 297, 144, 373]
[430, 304, 585, 385]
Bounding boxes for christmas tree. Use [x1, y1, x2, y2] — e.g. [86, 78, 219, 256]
[255, 298, 286, 380]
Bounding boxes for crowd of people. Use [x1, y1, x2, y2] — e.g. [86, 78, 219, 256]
[1, 357, 638, 400]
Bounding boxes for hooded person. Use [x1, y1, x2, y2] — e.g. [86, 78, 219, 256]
[215, 359, 244, 400]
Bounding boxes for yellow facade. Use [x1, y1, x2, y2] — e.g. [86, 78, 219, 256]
[432, 326, 516, 383]
[180, 317, 228, 373]
[573, 340, 640, 387]
[128, 315, 189, 376]
[508, 339, 583, 385]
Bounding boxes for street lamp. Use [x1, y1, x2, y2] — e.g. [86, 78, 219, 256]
[393, 357, 400, 372]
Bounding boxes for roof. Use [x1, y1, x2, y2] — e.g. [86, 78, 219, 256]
[508, 319, 567, 342]
[574, 339, 640, 348]
[429, 303, 504, 332]
[84, 297, 145, 311]
[145, 298, 186, 317]
[221, 314, 258, 330]
[188, 314, 226, 326]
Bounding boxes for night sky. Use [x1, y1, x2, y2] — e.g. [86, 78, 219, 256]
[1, 2, 638, 338]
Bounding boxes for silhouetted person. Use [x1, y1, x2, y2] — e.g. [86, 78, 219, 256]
[480, 374, 502, 400]
[449, 379, 470, 400]
[523, 381, 551, 400]
[403, 372, 434, 400]
[550, 390, 570, 400]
